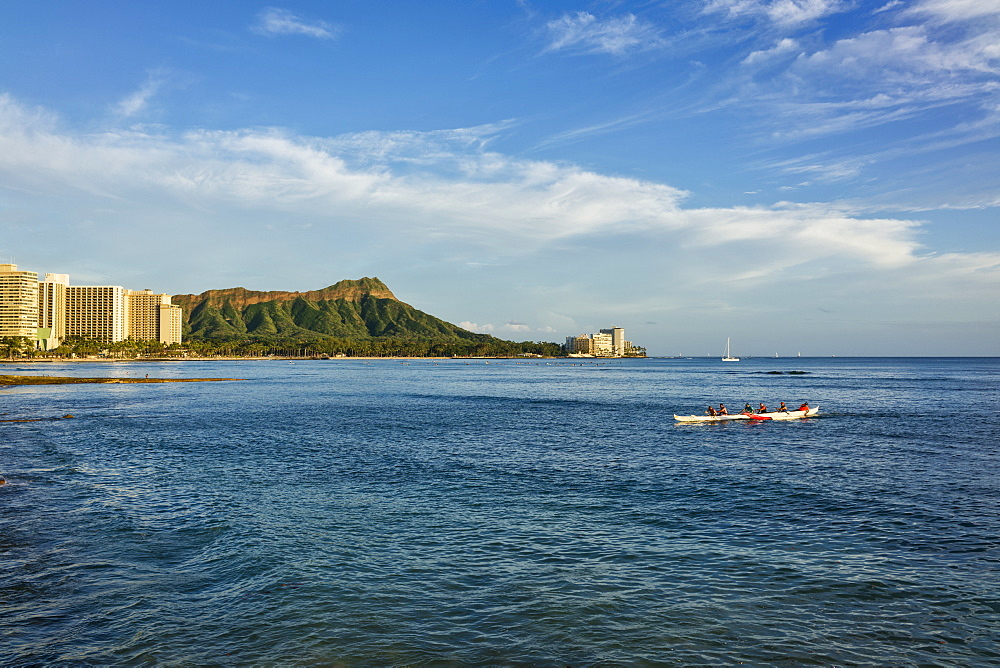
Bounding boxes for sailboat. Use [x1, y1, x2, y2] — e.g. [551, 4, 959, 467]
[722, 337, 740, 362]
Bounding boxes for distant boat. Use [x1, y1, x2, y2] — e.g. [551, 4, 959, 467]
[722, 337, 739, 362]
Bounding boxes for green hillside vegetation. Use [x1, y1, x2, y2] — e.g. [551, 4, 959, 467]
[169, 278, 563, 358]
[182, 294, 477, 340]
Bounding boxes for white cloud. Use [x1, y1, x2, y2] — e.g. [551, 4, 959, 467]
[721, 12, 1000, 191]
[0, 94, 995, 336]
[459, 321, 493, 333]
[115, 72, 166, 118]
[874, 1, 904, 14]
[534, 111, 655, 149]
[765, 154, 868, 182]
[742, 37, 800, 65]
[703, 0, 846, 26]
[909, 0, 1000, 22]
[458, 321, 544, 335]
[795, 26, 1000, 78]
[545, 12, 664, 55]
[252, 8, 340, 39]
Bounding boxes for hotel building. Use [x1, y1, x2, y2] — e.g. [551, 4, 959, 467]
[565, 326, 636, 357]
[0, 264, 183, 350]
[0, 264, 39, 339]
[65, 285, 129, 343]
[38, 273, 68, 350]
[600, 327, 626, 357]
[127, 289, 183, 345]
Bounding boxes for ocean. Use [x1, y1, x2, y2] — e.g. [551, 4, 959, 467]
[2, 357, 998, 665]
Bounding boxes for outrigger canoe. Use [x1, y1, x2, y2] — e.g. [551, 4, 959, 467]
[674, 406, 820, 422]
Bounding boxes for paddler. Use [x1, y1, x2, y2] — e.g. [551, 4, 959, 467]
[758, 402, 768, 414]
[706, 406, 717, 416]
[744, 403, 753, 414]
[718, 403, 729, 415]
[778, 401, 788, 412]
[798, 402, 810, 411]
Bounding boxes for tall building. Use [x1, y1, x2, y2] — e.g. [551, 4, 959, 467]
[38, 273, 68, 350]
[159, 303, 183, 345]
[591, 331, 614, 356]
[565, 326, 640, 356]
[600, 327, 626, 357]
[4, 264, 183, 349]
[65, 285, 128, 343]
[127, 289, 182, 345]
[565, 334, 593, 354]
[0, 263, 39, 340]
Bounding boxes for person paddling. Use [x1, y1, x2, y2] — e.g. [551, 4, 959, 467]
[706, 406, 717, 416]
[718, 403, 729, 415]
[758, 402, 768, 414]
[798, 402, 810, 411]
[744, 403, 753, 414]
[778, 401, 788, 412]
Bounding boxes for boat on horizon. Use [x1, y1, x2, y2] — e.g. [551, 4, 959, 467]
[722, 337, 739, 362]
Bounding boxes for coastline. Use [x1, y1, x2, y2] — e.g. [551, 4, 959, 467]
[0, 375, 243, 385]
[0, 356, 564, 363]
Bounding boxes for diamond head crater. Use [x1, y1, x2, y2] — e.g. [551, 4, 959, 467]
[167, 277, 562, 358]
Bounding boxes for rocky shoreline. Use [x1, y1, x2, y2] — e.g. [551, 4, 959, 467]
[0, 375, 243, 385]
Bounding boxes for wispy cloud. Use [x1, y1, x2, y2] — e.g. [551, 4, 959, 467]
[533, 110, 655, 149]
[741, 37, 800, 65]
[1, 94, 996, 349]
[712, 0, 1000, 194]
[703, 0, 847, 26]
[252, 7, 340, 39]
[793, 26, 1000, 79]
[545, 12, 664, 55]
[460, 320, 536, 335]
[115, 71, 167, 119]
[908, 0, 1000, 22]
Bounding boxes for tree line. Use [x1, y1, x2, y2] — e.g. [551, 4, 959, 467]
[1, 335, 569, 359]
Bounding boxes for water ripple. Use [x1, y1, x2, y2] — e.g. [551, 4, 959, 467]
[1, 358, 998, 664]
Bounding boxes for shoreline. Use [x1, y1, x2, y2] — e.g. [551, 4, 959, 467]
[0, 375, 244, 385]
[0, 355, 576, 363]
[2, 354, 650, 363]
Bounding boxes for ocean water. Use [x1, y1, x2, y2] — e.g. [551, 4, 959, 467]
[1, 357, 998, 666]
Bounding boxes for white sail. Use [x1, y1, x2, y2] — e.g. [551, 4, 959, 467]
[722, 337, 739, 362]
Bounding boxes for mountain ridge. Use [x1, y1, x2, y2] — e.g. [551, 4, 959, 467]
[172, 277, 483, 341]
[172, 277, 398, 311]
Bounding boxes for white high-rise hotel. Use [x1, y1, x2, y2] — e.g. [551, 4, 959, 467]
[1, 264, 182, 349]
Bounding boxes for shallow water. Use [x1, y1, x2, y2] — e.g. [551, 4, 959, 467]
[2, 357, 998, 665]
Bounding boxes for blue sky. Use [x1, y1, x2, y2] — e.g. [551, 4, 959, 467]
[1, 1, 998, 355]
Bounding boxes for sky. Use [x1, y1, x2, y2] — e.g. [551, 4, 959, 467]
[1, 1, 998, 356]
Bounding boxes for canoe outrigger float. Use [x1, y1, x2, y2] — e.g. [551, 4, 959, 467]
[674, 406, 820, 422]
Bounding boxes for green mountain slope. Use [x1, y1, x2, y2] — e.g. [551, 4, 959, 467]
[173, 278, 489, 342]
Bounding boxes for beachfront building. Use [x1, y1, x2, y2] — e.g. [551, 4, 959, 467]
[66, 285, 129, 343]
[600, 327, 626, 357]
[38, 273, 68, 350]
[590, 332, 614, 356]
[564, 335, 593, 355]
[2, 262, 184, 351]
[565, 326, 633, 357]
[0, 263, 39, 340]
[127, 289, 183, 345]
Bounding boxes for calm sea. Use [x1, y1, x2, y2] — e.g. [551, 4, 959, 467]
[2, 357, 998, 666]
